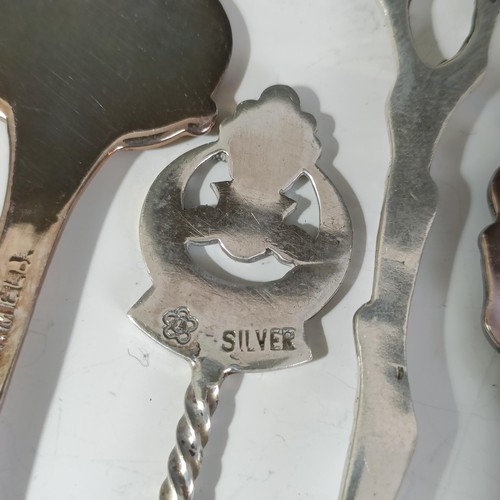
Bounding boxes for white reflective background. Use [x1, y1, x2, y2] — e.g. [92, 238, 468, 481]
[1, 1, 500, 499]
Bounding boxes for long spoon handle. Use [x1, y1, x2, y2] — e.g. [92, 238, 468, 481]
[340, 1, 499, 498]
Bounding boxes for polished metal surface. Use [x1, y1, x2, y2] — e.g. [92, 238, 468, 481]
[129, 86, 353, 499]
[480, 167, 500, 351]
[0, 0, 231, 406]
[340, 1, 499, 499]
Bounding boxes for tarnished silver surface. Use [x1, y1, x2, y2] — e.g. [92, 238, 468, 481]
[480, 167, 500, 351]
[129, 86, 353, 499]
[340, 1, 499, 499]
[0, 0, 231, 406]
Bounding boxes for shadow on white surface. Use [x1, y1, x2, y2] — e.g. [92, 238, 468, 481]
[0, 150, 140, 500]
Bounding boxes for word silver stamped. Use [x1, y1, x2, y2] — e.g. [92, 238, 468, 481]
[129, 85, 353, 499]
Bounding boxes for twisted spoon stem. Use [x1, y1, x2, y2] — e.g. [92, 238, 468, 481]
[160, 358, 228, 500]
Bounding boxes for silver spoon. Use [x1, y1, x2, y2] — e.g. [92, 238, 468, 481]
[340, 1, 498, 498]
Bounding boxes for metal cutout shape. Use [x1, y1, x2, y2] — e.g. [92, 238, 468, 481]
[129, 85, 353, 498]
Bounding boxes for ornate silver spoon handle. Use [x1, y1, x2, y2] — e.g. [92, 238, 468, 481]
[340, 1, 498, 498]
[129, 86, 353, 498]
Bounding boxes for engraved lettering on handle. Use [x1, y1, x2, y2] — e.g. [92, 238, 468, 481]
[0, 251, 33, 348]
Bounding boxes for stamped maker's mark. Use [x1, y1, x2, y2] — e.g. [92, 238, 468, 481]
[162, 306, 198, 345]
[0, 251, 33, 351]
[222, 328, 296, 353]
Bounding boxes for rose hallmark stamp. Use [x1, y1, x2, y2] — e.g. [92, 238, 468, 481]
[162, 306, 198, 345]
